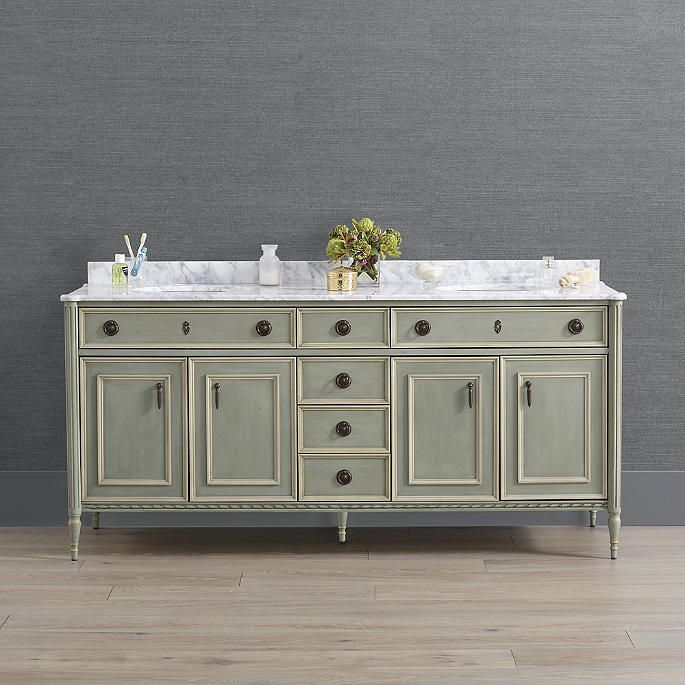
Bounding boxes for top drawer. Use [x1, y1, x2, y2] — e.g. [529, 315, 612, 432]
[297, 308, 389, 348]
[392, 307, 607, 348]
[79, 308, 296, 348]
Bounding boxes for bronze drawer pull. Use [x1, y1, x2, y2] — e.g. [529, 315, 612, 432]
[214, 382, 221, 410]
[256, 320, 272, 336]
[568, 318, 584, 335]
[525, 380, 532, 408]
[156, 382, 164, 410]
[415, 320, 431, 336]
[335, 372, 352, 389]
[335, 421, 352, 437]
[336, 469, 352, 486]
[183, 321, 190, 335]
[103, 320, 119, 336]
[335, 320, 351, 336]
[467, 381, 474, 409]
[494, 319, 502, 334]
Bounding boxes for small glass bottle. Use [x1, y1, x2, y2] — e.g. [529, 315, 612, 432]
[259, 244, 281, 286]
[537, 255, 558, 289]
[112, 253, 128, 287]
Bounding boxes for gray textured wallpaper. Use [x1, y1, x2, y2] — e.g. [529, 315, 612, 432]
[1, 1, 683, 471]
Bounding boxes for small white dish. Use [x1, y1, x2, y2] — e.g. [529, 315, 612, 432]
[415, 263, 444, 285]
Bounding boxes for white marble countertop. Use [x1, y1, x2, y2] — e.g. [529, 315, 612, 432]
[61, 260, 626, 302]
[61, 281, 626, 302]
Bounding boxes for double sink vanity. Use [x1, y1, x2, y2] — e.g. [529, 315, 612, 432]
[62, 259, 625, 560]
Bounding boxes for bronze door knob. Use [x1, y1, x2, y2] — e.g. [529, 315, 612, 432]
[335, 421, 352, 437]
[335, 319, 352, 336]
[256, 320, 272, 336]
[103, 320, 119, 336]
[336, 469, 352, 486]
[415, 320, 431, 336]
[335, 372, 352, 389]
[568, 318, 584, 335]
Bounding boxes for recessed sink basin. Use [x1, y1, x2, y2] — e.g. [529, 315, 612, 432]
[130, 284, 256, 292]
[433, 283, 542, 292]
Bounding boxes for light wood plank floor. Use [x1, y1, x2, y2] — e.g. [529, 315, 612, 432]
[0, 525, 684, 684]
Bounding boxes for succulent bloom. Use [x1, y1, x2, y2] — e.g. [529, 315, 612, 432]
[356, 217, 375, 233]
[329, 224, 350, 240]
[348, 239, 372, 260]
[380, 230, 402, 258]
[326, 238, 347, 261]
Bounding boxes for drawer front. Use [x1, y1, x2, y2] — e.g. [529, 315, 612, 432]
[298, 358, 390, 405]
[80, 308, 296, 348]
[299, 455, 390, 501]
[392, 307, 607, 347]
[298, 407, 390, 454]
[297, 308, 389, 348]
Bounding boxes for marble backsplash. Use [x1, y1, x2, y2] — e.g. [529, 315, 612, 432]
[87, 259, 600, 287]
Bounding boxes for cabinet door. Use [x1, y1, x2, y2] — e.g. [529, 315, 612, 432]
[502, 356, 606, 500]
[190, 359, 295, 500]
[393, 358, 498, 500]
[80, 358, 187, 502]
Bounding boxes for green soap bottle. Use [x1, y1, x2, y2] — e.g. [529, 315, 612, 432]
[112, 253, 128, 287]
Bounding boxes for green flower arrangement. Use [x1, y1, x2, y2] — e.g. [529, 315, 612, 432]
[326, 217, 402, 282]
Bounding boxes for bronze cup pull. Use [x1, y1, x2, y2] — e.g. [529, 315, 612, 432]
[335, 319, 351, 336]
[336, 469, 352, 486]
[214, 382, 221, 410]
[256, 320, 272, 336]
[156, 382, 164, 410]
[103, 320, 119, 336]
[568, 318, 584, 335]
[335, 372, 352, 389]
[415, 320, 431, 336]
[467, 381, 474, 410]
[525, 380, 532, 408]
[335, 420, 352, 437]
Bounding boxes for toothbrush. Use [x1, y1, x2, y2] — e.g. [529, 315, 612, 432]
[131, 246, 148, 277]
[136, 232, 147, 257]
[124, 235, 135, 261]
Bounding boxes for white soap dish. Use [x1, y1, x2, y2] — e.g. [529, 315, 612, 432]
[415, 263, 444, 286]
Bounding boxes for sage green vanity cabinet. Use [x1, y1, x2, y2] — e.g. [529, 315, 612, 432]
[80, 358, 187, 502]
[501, 356, 607, 500]
[189, 358, 296, 501]
[64, 292, 623, 561]
[393, 358, 498, 500]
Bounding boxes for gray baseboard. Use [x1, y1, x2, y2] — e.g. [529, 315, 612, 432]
[0, 471, 682, 527]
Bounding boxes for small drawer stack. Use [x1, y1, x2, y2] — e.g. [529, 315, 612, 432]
[296, 308, 391, 501]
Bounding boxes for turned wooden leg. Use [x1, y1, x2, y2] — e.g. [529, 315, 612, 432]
[92, 512, 100, 530]
[68, 511, 82, 561]
[337, 510, 348, 544]
[608, 508, 621, 560]
[589, 510, 597, 527]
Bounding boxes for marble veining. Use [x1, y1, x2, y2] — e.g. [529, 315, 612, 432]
[87, 259, 600, 287]
[63, 259, 625, 301]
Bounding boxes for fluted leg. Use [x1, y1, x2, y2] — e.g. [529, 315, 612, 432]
[589, 510, 597, 527]
[608, 508, 621, 560]
[92, 512, 100, 530]
[337, 510, 348, 544]
[68, 512, 82, 561]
